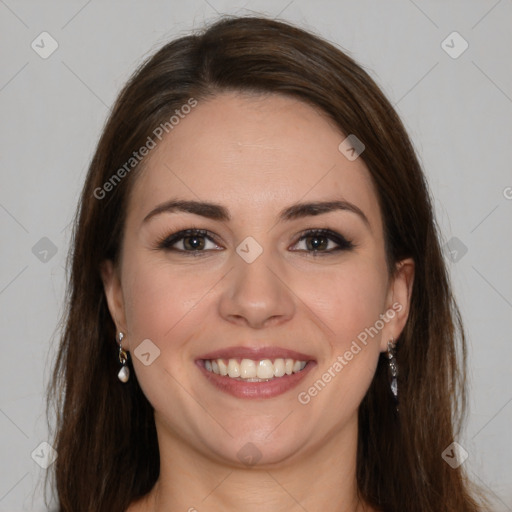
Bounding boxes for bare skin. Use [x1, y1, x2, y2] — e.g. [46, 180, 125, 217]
[102, 92, 414, 512]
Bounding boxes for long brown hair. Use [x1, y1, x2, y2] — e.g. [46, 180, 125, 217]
[47, 15, 489, 511]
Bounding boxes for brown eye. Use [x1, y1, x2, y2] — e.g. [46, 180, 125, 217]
[304, 234, 329, 251]
[290, 229, 354, 254]
[182, 234, 206, 250]
[158, 229, 222, 253]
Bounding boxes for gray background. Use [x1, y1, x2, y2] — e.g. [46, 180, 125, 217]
[0, 0, 511, 510]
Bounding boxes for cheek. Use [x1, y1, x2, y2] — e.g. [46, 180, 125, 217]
[120, 256, 213, 412]
[295, 267, 387, 415]
[300, 258, 389, 411]
[122, 255, 212, 344]
[123, 267, 177, 343]
[295, 258, 389, 346]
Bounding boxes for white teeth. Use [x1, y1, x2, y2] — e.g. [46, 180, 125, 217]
[218, 359, 228, 376]
[204, 357, 308, 380]
[273, 358, 285, 377]
[227, 359, 240, 378]
[240, 359, 257, 378]
[257, 359, 274, 379]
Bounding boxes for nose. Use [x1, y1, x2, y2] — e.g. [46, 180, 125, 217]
[218, 251, 296, 329]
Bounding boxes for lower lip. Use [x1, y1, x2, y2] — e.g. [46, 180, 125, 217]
[196, 361, 316, 399]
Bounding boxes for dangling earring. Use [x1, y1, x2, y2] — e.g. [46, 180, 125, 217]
[117, 332, 130, 383]
[387, 337, 398, 411]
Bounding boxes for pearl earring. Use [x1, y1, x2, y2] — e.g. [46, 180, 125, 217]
[117, 332, 130, 383]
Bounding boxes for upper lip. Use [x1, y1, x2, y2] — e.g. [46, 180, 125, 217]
[198, 346, 315, 361]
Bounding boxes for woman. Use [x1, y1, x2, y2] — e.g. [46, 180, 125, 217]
[47, 15, 489, 512]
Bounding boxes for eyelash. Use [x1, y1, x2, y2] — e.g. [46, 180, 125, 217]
[156, 228, 354, 255]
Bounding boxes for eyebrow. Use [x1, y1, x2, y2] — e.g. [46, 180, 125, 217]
[143, 199, 371, 229]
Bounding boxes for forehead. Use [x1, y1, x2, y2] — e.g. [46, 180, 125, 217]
[127, 92, 381, 228]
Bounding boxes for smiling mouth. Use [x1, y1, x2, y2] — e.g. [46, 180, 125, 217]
[196, 346, 315, 398]
[201, 357, 308, 381]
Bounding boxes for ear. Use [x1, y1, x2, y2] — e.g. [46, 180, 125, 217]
[100, 259, 128, 338]
[379, 257, 415, 352]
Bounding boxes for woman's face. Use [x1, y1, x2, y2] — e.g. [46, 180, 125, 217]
[102, 92, 413, 466]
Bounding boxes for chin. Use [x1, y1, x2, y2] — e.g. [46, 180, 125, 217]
[203, 428, 308, 469]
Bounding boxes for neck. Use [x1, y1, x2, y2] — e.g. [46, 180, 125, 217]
[132, 413, 372, 512]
